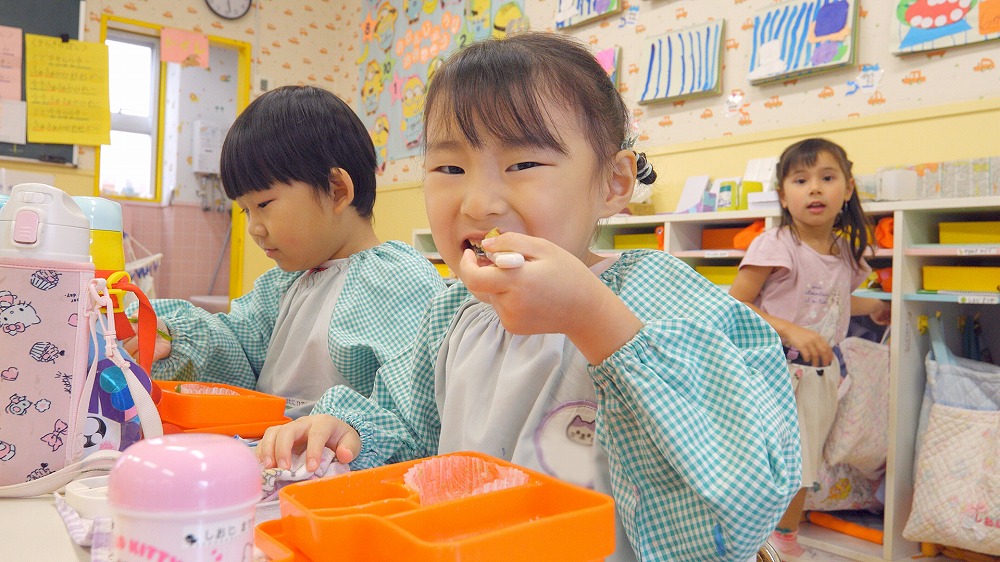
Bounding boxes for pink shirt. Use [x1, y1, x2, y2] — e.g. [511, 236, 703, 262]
[740, 227, 870, 346]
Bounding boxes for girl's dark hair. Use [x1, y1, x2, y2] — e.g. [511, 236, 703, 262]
[220, 85, 378, 219]
[423, 32, 656, 185]
[776, 137, 872, 266]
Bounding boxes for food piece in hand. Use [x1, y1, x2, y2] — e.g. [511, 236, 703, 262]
[470, 227, 502, 258]
[470, 228, 524, 269]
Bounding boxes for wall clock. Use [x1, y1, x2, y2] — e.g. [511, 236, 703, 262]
[205, 0, 253, 20]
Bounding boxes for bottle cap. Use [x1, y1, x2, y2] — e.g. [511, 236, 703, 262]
[73, 196, 123, 232]
[109, 434, 261, 513]
[0, 183, 91, 262]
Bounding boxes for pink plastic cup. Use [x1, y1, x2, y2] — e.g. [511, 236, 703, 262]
[108, 433, 261, 562]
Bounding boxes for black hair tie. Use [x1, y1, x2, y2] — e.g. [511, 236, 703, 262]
[635, 152, 655, 184]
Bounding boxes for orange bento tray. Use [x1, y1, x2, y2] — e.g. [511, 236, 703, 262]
[153, 380, 288, 437]
[255, 451, 616, 562]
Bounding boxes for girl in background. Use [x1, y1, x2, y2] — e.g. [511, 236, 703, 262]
[259, 33, 801, 560]
[730, 138, 890, 560]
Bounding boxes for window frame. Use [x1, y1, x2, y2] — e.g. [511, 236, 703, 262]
[96, 27, 165, 203]
[98, 20, 165, 203]
[96, 14, 253, 299]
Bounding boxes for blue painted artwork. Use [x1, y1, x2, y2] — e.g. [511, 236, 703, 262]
[748, 0, 858, 84]
[639, 21, 724, 104]
[555, 0, 622, 30]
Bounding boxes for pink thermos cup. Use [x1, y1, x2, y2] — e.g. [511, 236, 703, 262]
[108, 434, 261, 561]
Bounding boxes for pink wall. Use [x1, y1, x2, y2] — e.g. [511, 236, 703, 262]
[120, 201, 230, 301]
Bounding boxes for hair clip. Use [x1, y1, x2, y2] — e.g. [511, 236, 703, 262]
[621, 117, 640, 150]
[635, 152, 654, 183]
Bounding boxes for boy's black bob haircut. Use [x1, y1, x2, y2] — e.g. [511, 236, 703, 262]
[221, 85, 377, 219]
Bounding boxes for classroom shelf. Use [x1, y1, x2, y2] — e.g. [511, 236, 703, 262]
[905, 244, 1000, 257]
[904, 291, 1000, 304]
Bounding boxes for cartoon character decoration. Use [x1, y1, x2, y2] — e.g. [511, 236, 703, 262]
[370, 114, 390, 174]
[565, 414, 596, 445]
[79, 414, 119, 455]
[400, 75, 426, 149]
[85, 353, 150, 453]
[6, 393, 32, 416]
[465, 0, 491, 41]
[405, 0, 423, 24]
[360, 0, 523, 162]
[29, 341, 65, 363]
[26, 462, 53, 481]
[492, 2, 525, 39]
[29, 270, 61, 290]
[40, 418, 68, 452]
[375, 1, 399, 52]
[362, 60, 385, 115]
[534, 402, 599, 488]
[0, 293, 41, 336]
[0, 438, 15, 461]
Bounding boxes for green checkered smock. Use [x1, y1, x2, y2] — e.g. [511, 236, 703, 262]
[141, 241, 445, 397]
[313, 249, 801, 561]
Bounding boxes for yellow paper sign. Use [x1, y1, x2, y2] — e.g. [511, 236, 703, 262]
[25, 34, 110, 146]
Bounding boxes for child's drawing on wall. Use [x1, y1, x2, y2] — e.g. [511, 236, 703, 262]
[891, 0, 1000, 53]
[639, 21, 724, 104]
[748, 0, 858, 84]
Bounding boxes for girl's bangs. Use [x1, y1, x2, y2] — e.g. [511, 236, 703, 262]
[428, 68, 568, 153]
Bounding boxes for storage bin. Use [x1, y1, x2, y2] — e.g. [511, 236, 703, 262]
[701, 226, 744, 250]
[695, 265, 739, 285]
[613, 232, 660, 250]
[938, 221, 1000, 244]
[923, 266, 1000, 292]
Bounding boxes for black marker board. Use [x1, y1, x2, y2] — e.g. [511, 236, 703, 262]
[0, 0, 82, 165]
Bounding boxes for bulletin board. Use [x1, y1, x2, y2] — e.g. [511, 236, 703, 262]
[0, 0, 81, 165]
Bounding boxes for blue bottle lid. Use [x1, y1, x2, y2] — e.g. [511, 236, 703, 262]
[73, 196, 123, 232]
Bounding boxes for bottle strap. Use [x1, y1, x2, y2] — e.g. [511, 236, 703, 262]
[107, 272, 157, 376]
[0, 451, 120, 499]
[87, 278, 163, 441]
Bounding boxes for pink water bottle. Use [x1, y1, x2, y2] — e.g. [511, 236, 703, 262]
[108, 434, 261, 561]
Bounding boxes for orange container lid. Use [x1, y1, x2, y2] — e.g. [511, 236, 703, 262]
[154, 380, 286, 428]
[161, 416, 291, 439]
[264, 451, 616, 562]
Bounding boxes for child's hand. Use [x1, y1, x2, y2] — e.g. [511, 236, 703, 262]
[256, 414, 361, 473]
[122, 317, 172, 361]
[461, 232, 642, 364]
[782, 324, 834, 367]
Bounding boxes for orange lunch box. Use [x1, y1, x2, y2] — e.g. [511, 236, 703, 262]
[153, 380, 289, 438]
[255, 451, 616, 562]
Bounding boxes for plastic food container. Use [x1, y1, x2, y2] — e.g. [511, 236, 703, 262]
[108, 433, 262, 562]
[255, 451, 616, 562]
[154, 380, 289, 437]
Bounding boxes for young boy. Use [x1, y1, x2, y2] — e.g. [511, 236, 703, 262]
[126, 86, 444, 417]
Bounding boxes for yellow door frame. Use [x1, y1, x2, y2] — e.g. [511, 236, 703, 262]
[97, 15, 251, 299]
